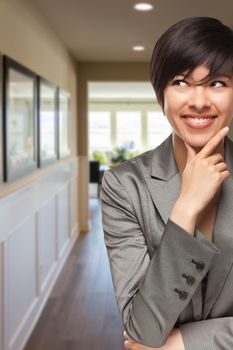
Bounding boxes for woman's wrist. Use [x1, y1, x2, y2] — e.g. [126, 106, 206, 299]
[170, 328, 185, 350]
[169, 198, 198, 236]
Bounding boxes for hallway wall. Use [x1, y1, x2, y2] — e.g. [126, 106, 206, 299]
[0, 2, 79, 350]
[0, 0, 78, 195]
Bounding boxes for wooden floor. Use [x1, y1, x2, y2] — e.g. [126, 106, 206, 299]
[24, 199, 124, 350]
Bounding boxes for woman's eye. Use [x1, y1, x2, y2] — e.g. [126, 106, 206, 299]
[210, 81, 226, 88]
[172, 79, 188, 87]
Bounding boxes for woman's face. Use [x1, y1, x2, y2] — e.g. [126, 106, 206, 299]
[163, 64, 233, 149]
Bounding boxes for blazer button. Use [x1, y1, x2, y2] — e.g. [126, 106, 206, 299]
[191, 259, 205, 271]
[196, 262, 205, 271]
[182, 274, 195, 286]
[179, 291, 188, 300]
[174, 288, 188, 301]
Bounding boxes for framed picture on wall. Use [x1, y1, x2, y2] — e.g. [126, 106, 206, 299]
[38, 78, 58, 166]
[3, 56, 38, 182]
[0, 54, 3, 184]
[58, 89, 71, 158]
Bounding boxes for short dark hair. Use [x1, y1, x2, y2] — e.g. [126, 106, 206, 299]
[150, 17, 233, 106]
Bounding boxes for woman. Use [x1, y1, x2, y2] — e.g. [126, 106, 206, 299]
[101, 17, 233, 350]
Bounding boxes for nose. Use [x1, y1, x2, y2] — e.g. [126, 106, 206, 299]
[188, 86, 210, 111]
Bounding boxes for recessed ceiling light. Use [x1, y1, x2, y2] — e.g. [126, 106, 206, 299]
[133, 45, 145, 51]
[133, 3, 154, 11]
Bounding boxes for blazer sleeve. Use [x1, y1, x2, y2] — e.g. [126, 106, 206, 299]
[100, 169, 220, 347]
[180, 318, 233, 350]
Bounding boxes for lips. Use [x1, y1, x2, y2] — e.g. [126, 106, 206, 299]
[181, 114, 218, 128]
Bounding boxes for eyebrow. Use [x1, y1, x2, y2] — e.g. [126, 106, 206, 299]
[207, 75, 232, 84]
[210, 74, 231, 79]
[173, 73, 231, 82]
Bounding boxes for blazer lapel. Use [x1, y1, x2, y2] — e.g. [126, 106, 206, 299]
[203, 136, 233, 319]
[144, 134, 181, 225]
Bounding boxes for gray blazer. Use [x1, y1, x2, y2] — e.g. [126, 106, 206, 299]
[101, 134, 233, 350]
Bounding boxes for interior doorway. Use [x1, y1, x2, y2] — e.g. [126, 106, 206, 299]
[88, 81, 172, 197]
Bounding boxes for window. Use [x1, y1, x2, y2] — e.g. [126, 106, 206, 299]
[147, 111, 172, 149]
[88, 104, 172, 165]
[116, 111, 141, 150]
[89, 111, 111, 152]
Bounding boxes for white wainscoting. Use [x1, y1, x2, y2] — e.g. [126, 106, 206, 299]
[0, 158, 79, 350]
[57, 186, 70, 259]
[37, 198, 56, 293]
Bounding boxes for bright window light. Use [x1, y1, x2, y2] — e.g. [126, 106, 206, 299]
[89, 111, 111, 151]
[147, 111, 172, 149]
[116, 111, 142, 150]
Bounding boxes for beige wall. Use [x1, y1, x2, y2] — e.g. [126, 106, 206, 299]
[0, 0, 78, 197]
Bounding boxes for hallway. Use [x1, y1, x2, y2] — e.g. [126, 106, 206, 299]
[24, 199, 124, 350]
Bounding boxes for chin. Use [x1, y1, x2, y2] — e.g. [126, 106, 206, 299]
[189, 140, 209, 149]
[184, 133, 216, 149]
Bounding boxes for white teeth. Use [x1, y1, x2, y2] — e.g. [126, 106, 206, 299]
[187, 117, 211, 124]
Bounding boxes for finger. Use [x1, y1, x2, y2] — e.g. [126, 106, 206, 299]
[124, 331, 133, 341]
[217, 170, 230, 184]
[124, 340, 133, 349]
[220, 169, 230, 179]
[214, 162, 228, 172]
[206, 153, 224, 165]
[198, 126, 229, 159]
[184, 141, 197, 162]
[222, 170, 230, 180]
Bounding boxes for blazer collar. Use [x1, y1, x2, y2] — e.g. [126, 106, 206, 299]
[150, 134, 179, 181]
[145, 134, 181, 225]
[145, 134, 233, 319]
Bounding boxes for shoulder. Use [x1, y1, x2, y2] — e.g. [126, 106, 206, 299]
[104, 133, 173, 184]
[103, 148, 154, 187]
[101, 149, 155, 207]
[102, 134, 173, 196]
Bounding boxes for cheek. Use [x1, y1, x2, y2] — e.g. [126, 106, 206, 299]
[226, 100, 233, 116]
[221, 103, 233, 124]
[163, 91, 187, 116]
[164, 96, 177, 116]
[214, 93, 233, 116]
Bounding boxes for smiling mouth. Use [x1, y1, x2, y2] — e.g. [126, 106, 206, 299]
[182, 115, 217, 124]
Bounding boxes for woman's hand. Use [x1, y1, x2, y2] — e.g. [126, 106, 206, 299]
[123, 328, 185, 350]
[170, 127, 229, 234]
[179, 126, 229, 215]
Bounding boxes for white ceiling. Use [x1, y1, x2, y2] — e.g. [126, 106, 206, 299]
[28, 0, 233, 62]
